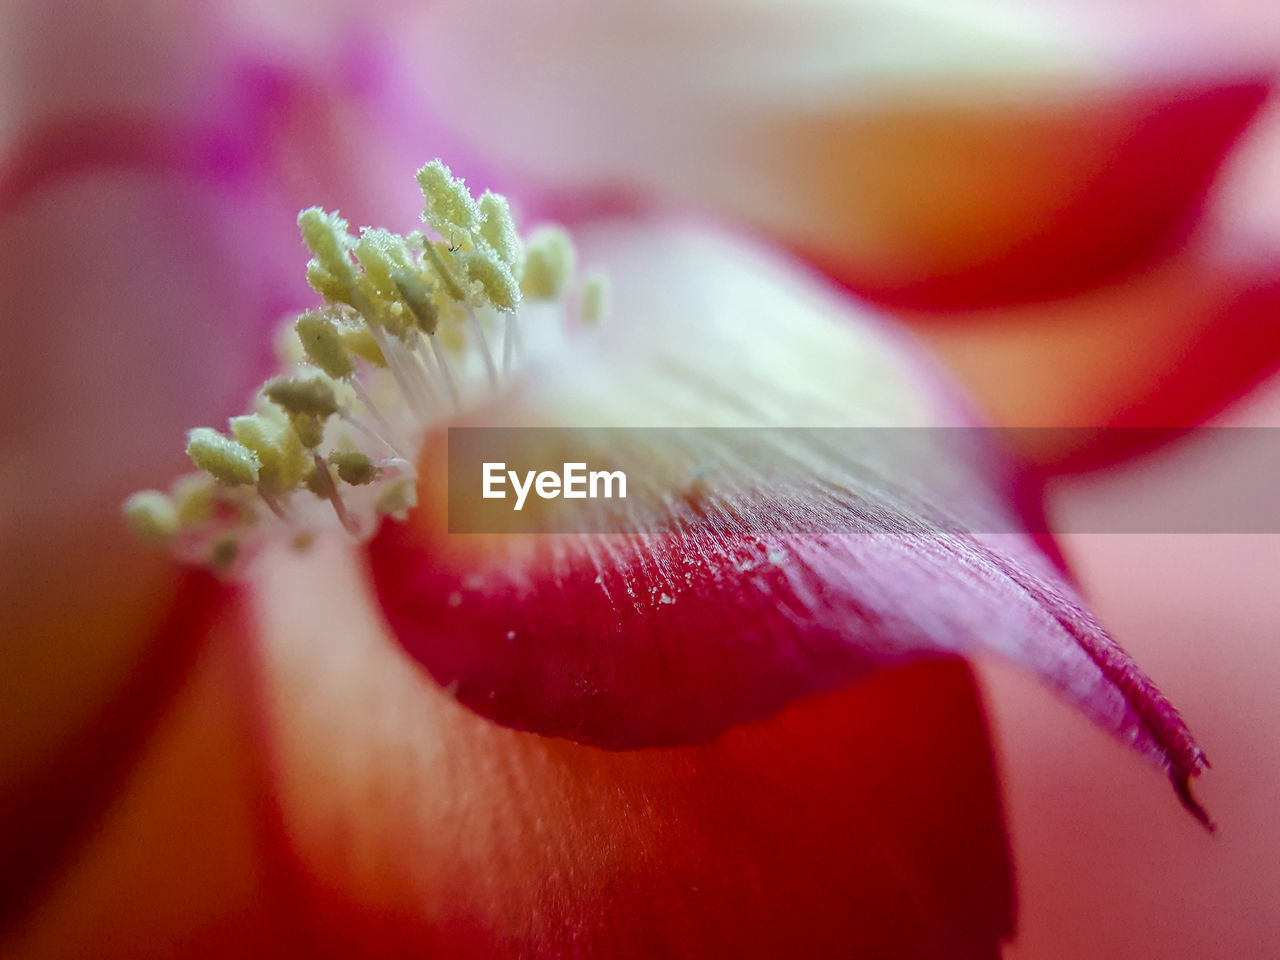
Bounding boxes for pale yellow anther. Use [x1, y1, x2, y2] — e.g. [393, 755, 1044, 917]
[461, 249, 522, 311]
[376, 477, 418, 518]
[339, 317, 387, 367]
[296, 311, 355, 380]
[230, 413, 309, 494]
[354, 228, 411, 294]
[478, 191, 522, 267]
[299, 208, 364, 309]
[306, 261, 355, 306]
[417, 160, 481, 241]
[391, 267, 440, 334]
[187, 427, 260, 486]
[580, 271, 610, 326]
[263, 372, 340, 418]
[274, 319, 306, 366]
[520, 226, 575, 299]
[123, 490, 179, 544]
[421, 241, 466, 301]
[291, 414, 328, 449]
[171, 473, 215, 526]
[299, 208, 356, 281]
[330, 450, 380, 485]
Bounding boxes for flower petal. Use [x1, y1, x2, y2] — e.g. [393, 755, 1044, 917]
[0, 27, 478, 864]
[911, 100, 1280, 468]
[407, 0, 1269, 307]
[366, 220, 1209, 815]
[0, 571, 228, 937]
[2, 576, 293, 958]
[0, 166, 285, 858]
[250, 537, 1012, 958]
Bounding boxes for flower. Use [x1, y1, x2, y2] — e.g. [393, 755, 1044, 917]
[2, 1, 1271, 956]
[395, 0, 1280, 467]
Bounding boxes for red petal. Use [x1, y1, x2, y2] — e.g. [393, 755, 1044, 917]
[804, 79, 1269, 310]
[249, 541, 1012, 959]
[0, 569, 227, 934]
[4, 577, 295, 958]
[366, 220, 1209, 819]
[912, 173, 1280, 468]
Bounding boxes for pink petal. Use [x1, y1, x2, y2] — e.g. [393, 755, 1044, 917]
[985, 375, 1280, 957]
[366, 219, 1210, 820]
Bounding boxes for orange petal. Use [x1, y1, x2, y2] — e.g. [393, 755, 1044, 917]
[2, 579, 291, 958]
[247, 538, 1012, 958]
[911, 104, 1280, 469]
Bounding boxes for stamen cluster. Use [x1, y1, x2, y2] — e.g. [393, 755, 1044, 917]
[124, 160, 607, 570]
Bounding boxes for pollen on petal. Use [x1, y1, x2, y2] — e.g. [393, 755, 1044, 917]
[376, 477, 418, 519]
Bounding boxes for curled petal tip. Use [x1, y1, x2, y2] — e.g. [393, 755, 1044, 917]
[1173, 772, 1216, 834]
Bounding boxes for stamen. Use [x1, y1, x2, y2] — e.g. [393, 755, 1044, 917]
[309, 453, 360, 536]
[340, 408, 408, 462]
[502, 311, 516, 376]
[346, 378, 408, 458]
[427, 332, 461, 408]
[580, 272, 610, 326]
[258, 488, 292, 524]
[123, 490, 179, 544]
[125, 159, 600, 568]
[521, 227, 575, 299]
[467, 308, 500, 389]
[186, 428, 260, 486]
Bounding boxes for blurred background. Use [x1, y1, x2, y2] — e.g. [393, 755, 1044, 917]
[2, 1, 1278, 957]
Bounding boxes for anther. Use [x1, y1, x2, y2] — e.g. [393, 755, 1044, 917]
[299, 208, 359, 305]
[229, 413, 309, 495]
[521, 226, 575, 299]
[478, 191, 522, 267]
[580, 272, 610, 326]
[330, 450, 380, 485]
[186, 428, 261, 486]
[263, 372, 341, 418]
[417, 160, 482, 241]
[296, 310, 356, 380]
[171, 474, 215, 526]
[122, 490, 179, 544]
